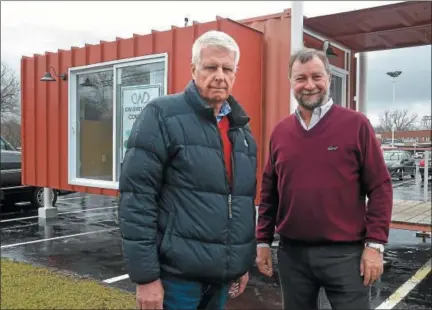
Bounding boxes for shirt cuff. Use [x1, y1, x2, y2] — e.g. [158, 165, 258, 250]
[257, 243, 270, 248]
[364, 239, 385, 245]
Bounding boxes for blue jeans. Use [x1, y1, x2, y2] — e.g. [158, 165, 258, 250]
[161, 275, 230, 310]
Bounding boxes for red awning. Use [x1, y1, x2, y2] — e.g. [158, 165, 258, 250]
[303, 1, 432, 52]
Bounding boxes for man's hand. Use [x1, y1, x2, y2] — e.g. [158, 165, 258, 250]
[256, 246, 273, 277]
[360, 247, 384, 286]
[136, 279, 164, 309]
[229, 272, 249, 298]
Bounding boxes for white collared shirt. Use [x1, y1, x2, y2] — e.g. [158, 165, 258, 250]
[295, 98, 334, 130]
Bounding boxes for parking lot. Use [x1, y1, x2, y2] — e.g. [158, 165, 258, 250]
[1, 174, 431, 309]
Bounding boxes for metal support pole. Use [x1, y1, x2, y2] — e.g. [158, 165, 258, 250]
[38, 187, 57, 218]
[44, 188, 53, 207]
[289, 0, 304, 115]
[424, 151, 429, 203]
[356, 53, 368, 114]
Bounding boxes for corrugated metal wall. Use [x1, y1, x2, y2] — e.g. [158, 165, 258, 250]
[21, 18, 263, 197]
[241, 11, 292, 165]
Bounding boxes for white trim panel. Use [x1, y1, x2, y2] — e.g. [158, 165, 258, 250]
[346, 51, 351, 108]
[69, 178, 119, 190]
[330, 64, 349, 76]
[112, 63, 118, 183]
[68, 53, 168, 73]
[330, 64, 348, 108]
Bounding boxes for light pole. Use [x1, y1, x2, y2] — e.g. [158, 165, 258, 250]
[289, 0, 304, 114]
[391, 123, 396, 147]
[387, 71, 401, 148]
[386, 71, 402, 106]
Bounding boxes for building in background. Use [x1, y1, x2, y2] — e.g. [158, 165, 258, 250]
[19, 1, 431, 206]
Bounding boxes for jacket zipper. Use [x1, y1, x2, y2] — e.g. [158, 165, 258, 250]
[228, 150, 235, 219]
[228, 192, 232, 219]
[213, 119, 233, 219]
[213, 116, 235, 282]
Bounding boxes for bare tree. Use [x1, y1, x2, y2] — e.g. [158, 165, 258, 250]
[419, 115, 432, 130]
[1, 62, 20, 121]
[1, 119, 21, 148]
[376, 109, 419, 132]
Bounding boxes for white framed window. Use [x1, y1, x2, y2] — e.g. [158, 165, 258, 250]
[329, 65, 348, 107]
[68, 53, 168, 189]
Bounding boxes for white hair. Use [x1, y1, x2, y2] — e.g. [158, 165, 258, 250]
[191, 30, 240, 71]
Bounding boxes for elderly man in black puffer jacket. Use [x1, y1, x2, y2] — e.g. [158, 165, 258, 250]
[119, 30, 257, 310]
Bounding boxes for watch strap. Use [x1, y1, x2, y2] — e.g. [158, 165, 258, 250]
[365, 242, 384, 253]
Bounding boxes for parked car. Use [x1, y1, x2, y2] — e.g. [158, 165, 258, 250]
[419, 158, 432, 181]
[1, 136, 58, 208]
[414, 152, 424, 159]
[383, 150, 416, 180]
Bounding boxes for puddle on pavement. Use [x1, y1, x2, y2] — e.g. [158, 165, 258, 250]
[392, 176, 432, 201]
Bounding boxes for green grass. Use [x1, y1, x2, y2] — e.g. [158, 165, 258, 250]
[1, 258, 136, 309]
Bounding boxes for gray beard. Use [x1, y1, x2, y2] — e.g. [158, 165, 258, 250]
[296, 92, 329, 111]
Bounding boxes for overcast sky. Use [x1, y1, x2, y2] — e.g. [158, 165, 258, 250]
[2, 1, 431, 125]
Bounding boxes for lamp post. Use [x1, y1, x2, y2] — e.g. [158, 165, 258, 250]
[391, 123, 396, 147]
[386, 71, 402, 106]
[424, 151, 429, 203]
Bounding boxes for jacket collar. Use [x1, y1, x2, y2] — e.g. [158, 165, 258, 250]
[184, 80, 250, 128]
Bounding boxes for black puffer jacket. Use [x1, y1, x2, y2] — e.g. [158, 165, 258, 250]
[119, 81, 257, 285]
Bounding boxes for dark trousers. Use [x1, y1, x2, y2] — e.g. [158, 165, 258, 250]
[161, 274, 230, 310]
[277, 239, 370, 310]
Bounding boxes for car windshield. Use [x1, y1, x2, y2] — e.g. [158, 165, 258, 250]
[0, 137, 16, 151]
[384, 152, 402, 160]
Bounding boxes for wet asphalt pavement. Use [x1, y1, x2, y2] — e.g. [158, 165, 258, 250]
[1, 176, 431, 309]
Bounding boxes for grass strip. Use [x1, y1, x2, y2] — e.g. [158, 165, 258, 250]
[1, 258, 136, 309]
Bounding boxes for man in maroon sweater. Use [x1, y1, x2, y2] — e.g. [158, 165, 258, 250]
[256, 48, 393, 310]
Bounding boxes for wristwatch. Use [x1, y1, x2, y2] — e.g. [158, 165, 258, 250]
[365, 242, 384, 253]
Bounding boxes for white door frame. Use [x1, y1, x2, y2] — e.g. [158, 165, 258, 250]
[330, 64, 348, 108]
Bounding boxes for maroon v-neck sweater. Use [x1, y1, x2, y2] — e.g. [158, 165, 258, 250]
[257, 104, 393, 245]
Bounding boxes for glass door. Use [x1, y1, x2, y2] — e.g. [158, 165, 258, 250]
[74, 68, 114, 181]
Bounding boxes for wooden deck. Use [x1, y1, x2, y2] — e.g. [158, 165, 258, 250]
[391, 199, 431, 232]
